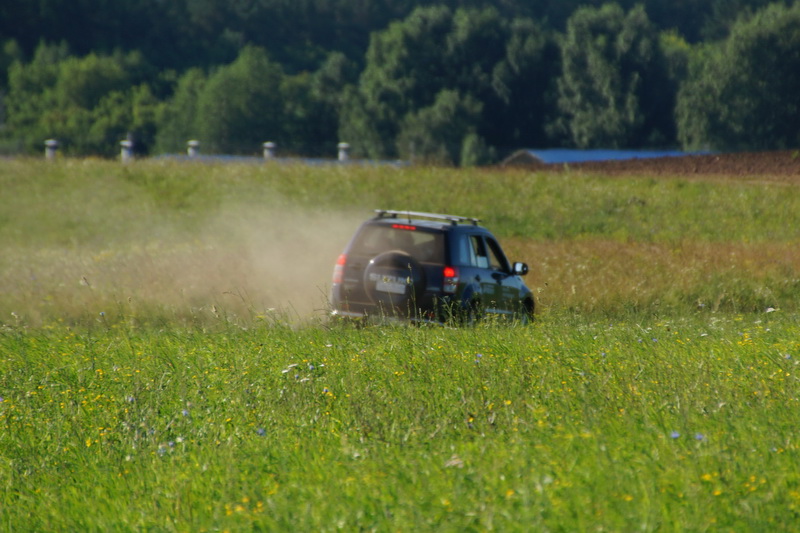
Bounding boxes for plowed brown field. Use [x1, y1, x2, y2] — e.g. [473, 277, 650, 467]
[524, 150, 800, 181]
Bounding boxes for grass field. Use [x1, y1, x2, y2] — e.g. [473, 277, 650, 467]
[2, 158, 800, 530]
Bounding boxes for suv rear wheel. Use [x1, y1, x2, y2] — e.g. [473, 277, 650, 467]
[362, 250, 425, 316]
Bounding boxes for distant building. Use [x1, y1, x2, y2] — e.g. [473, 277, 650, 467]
[501, 149, 703, 167]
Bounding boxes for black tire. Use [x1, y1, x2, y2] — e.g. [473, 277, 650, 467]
[466, 299, 482, 326]
[362, 250, 426, 317]
[451, 297, 482, 327]
[517, 298, 535, 325]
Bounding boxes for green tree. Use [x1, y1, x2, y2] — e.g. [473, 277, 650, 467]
[677, 3, 800, 151]
[129, 84, 162, 154]
[194, 46, 285, 154]
[310, 51, 358, 154]
[0, 39, 23, 89]
[154, 68, 207, 153]
[489, 17, 560, 151]
[279, 52, 358, 156]
[337, 86, 387, 160]
[345, 5, 454, 159]
[553, 3, 674, 149]
[444, 8, 555, 152]
[279, 72, 325, 155]
[4, 43, 160, 155]
[340, 5, 554, 164]
[0, 40, 23, 139]
[396, 89, 485, 165]
[701, 0, 778, 40]
[56, 53, 130, 110]
[4, 42, 69, 150]
[155, 47, 353, 157]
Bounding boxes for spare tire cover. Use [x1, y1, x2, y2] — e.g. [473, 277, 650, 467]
[363, 250, 425, 312]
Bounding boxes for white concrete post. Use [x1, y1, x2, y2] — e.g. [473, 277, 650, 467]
[120, 140, 134, 163]
[45, 139, 59, 160]
[187, 140, 200, 158]
[263, 142, 276, 160]
[338, 142, 350, 162]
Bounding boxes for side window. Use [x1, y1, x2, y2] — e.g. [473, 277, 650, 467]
[456, 234, 502, 270]
[455, 235, 481, 266]
[470, 235, 489, 268]
[456, 235, 472, 266]
[485, 238, 510, 272]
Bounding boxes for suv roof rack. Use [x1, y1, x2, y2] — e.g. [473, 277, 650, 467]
[375, 209, 481, 226]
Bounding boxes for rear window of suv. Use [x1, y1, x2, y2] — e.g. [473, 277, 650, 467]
[351, 225, 445, 263]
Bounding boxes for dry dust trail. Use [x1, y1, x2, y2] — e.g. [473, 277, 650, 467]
[2, 203, 366, 325]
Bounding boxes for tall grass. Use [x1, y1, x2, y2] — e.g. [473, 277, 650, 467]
[3, 159, 800, 247]
[2, 158, 800, 325]
[2, 314, 799, 530]
[2, 158, 800, 530]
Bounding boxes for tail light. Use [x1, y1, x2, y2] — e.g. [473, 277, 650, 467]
[392, 223, 417, 231]
[332, 254, 346, 284]
[443, 266, 459, 293]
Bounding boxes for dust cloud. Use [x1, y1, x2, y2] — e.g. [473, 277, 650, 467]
[190, 203, 364, 320]
[2, 201, 367, 326]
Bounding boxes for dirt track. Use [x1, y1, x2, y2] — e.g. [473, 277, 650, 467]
[521, 150, 800, 180]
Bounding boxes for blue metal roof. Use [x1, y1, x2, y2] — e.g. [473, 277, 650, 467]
[523, 149, 706, 164]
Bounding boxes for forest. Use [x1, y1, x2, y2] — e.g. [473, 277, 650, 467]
[1, 0, 798, 164]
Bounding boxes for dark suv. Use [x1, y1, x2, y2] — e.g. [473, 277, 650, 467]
[331, 210, 534, 323]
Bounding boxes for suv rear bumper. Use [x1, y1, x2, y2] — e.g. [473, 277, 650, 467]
[330, 307, 448, 325]
[331, 289, 457, 323]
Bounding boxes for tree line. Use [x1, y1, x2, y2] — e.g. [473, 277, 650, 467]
[1, 0, 798, 164]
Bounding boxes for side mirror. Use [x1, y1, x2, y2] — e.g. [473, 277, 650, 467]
[512, 262, 529, 276]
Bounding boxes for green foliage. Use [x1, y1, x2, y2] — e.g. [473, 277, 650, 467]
[553, 3, 674, 149]
[459, 132, 492, 167]
[342, 5, 453, 159]
[341, 5, 555, 162]
[4, 42, 69, 150]
[195, 46, 285, 154]
[489, 18, 560, 149]
[155, 46, 344, 156]
[701, 0, 779, 40]
[305, 51, 358, 154]
[154, 68, 207, 153]
[57, 53, 129, 109]
[4, 44, 161, 155]
[396, 89, 484, 165]
[1, 1, 798, 158]
[0, 39, 22, 88]
[659, 31, 692, 83]
[677, 2, 800, 151]
[3, 0, 775, 71]
[279, 71, 339, 157]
